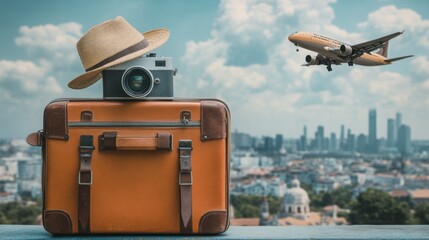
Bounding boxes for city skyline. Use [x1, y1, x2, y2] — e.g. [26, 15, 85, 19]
[235, 109, 416, 141]
[233, 108, 421, 156]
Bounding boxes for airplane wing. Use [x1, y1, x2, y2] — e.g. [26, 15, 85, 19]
[351, 31, 404, 54]
[385, 55, 414, 63]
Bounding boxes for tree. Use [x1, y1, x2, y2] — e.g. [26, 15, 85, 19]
[414, 203, 429, 224]
[349, 188, 411, 224]
[230, 195, 282, 218]
[0, 211, 8, 224]
[239, 204, 259, 218]
[0, 202, 41, 224]
[331, 186, 353, 209]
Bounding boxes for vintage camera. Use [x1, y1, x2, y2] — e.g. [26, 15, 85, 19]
[102, 53, 175, 99]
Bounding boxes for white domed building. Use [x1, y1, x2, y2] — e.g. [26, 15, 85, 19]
[279, 179, 310, 220]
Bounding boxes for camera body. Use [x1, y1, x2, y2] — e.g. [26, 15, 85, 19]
[102, 53, 174, 99]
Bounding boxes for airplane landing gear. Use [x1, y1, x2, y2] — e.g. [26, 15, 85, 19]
[326, 60, 332, 72]
[296, 48, 299, 52]
[348, 61, 353, 66]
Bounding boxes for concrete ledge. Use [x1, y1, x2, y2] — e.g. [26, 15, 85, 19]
[0, 225, 429, 239]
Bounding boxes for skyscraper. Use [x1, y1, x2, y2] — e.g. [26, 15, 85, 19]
[368, 109, 377, 153]
[304, 125, 307, 140]
[346, 129, 356, 152]
[275, 134, 283, 151]
[316, 126, 324, 151]
[395, 112, 402, 144]
[330, 133, 337, 151]
[387, 118, 395, 147]
[299, 125, 307, 151]
[340, 125, 345, 150]
[356, 134, 367, 153]
[397, 124, 411, 155]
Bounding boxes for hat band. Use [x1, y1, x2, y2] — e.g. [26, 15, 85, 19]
[85, 39, 149, 72]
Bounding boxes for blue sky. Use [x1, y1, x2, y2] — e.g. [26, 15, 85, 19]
[1, 0, 428, 139]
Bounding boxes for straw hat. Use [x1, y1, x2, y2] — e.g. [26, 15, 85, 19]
[68, 16, 170, 89]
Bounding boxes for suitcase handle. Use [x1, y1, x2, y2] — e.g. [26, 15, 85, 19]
[98, 132, 172, 151]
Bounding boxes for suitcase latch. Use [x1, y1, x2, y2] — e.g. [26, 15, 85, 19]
[181, 111, 191, 126]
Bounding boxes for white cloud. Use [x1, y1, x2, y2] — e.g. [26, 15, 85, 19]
[423, 80, 429, 89]
[0, 22, 83, 104]
[358, 5, 429, 48]
[0, 60, 63, 98]
[15, 22, 82, 65]
[412, 56, 429, 76]
[182, 39, 228, 66]
[15, 22, 82, 52]
[215, 1, 277, 42]
[204, 59, 267, 89]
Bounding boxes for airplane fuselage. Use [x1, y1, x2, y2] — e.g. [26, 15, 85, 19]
[289, 32, 388, 66]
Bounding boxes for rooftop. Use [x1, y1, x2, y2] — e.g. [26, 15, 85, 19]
[411, 189, 429, 199]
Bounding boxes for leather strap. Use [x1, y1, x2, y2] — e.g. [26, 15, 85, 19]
[85, 39, 149, 72]
[178, 140, 193, 233]
[99, 132, 172, 151]
[78, 135, 94, 234]
[26, 130, 43, 146]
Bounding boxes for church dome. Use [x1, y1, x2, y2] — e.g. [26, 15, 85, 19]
[282, 179, 310, 205]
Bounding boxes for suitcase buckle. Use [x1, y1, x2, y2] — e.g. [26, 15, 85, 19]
[78, 170, 93, 185]
[179, 171, 192, 186]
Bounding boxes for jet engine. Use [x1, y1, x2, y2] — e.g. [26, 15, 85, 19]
[305, 55, 319, 65]
[340, 44, 353, 55]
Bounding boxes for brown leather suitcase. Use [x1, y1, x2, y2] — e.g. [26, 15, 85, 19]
[27, 98, 230, 235]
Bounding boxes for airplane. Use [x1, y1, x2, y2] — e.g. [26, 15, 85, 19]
[288, 30, 413, 71]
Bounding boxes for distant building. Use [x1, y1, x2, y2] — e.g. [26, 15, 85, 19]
[350, 174, 366, 186]
[387, 118, 395, 147]
[232, 179, 347, 226]
[0, 192, 16, 204]
[395, 112, 402, 145]
[313, 179, 339, 193]
[356, 134, 367, 153]
[322, 205, 349, 226]
[410, 189, 429, 205]
[18, 160, 41, 181]
[232, 131, 253, 149]
[234, 178, 287, 197]
[264, 136, 275, 152]
[372, 173, 404, 190]
[368, 109, 377, 153]
[315, 126, 324, 151]
[397, 125, 412, 155]
[340, 124, 345, 151]
[279, 179, 311, 220]
[329, 133, 337, 151]
[259, 197, 274, 226]
[346, 130, 355, 152]
[275, 134, 283, 151]
[389, 189, 410, 199]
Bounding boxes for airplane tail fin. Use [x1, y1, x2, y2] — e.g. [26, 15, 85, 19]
[377, 41, 389, 57]
[385, 55, 413, 63]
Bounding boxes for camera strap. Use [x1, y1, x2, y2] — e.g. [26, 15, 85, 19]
[178, 140, 193, 233]
[78, 135, 94, 233]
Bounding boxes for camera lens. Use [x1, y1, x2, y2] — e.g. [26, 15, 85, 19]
[121, 67, 154, 98]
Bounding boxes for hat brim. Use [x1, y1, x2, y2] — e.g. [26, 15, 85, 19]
[68, 28, 170, 89]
